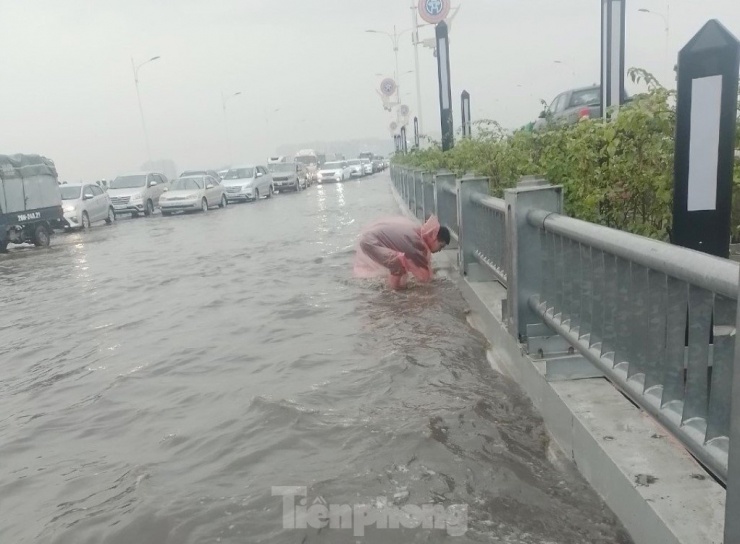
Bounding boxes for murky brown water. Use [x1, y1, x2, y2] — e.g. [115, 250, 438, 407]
[0, 174, 631, 543]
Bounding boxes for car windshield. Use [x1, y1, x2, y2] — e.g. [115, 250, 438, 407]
[224, 168, 255, 180]
[348, 160, 362, 165]
[569, 89, 600, 108]
[171, 177, 204, 190]
[180, 170, 206, 177]
[111, 175, 147, 189]
[60, 186, 82, 200]
[295, 156, 316, 165]
[322, 162, 343, 170]
[270, 163, 296, 173]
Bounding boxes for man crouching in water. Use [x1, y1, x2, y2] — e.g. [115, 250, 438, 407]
[353, 215, 451, 289]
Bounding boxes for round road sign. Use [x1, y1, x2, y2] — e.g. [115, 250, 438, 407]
[399, 105, 410, 117]
[380, 78, 397, 97]
[390, 122, 398, 131]
[418, 0, 450, 25]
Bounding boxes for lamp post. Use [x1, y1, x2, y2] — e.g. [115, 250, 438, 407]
[131, 55, 161, 165]
[222, 91, 242, 165]
[638, 7, 671, 84]
[366, 27, 414, 122]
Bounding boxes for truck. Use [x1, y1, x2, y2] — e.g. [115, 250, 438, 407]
[0, 154, 63, 252]
[295, 149, 320, 183]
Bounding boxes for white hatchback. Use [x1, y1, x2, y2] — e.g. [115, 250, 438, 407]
[60, 183, 115, 230]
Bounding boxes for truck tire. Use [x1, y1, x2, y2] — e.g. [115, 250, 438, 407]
[32, 224, 50, 247]
[0, 239, 7, 253]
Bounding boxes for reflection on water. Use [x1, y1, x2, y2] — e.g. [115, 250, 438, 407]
[0, 176, 631, 544]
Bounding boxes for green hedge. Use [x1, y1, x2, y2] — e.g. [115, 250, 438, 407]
[395, 69, 740, 242]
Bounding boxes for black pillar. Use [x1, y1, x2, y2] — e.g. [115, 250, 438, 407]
[400, 126, 408, 154]
[413, 117, 420, 149]
[435, 21, 454, 151]
[600, 0, 626, 119]
[461, 90, 471, 138]
[672, 20, 740, 258]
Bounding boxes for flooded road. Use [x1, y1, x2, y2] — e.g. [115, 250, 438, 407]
[0, 174, 630, 543]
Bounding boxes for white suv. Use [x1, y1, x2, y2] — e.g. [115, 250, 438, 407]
[108, 172, 168, 217]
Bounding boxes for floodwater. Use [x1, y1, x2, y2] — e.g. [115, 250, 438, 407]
[0, 174, 631, 543]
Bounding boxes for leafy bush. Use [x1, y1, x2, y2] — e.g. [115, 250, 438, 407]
[395, 69, 740, 242]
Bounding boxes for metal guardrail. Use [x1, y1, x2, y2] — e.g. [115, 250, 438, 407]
[526, 209, 737, 483]
[391, 164, 740, 538]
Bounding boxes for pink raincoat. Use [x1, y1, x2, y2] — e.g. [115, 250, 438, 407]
[353, 215, 441, 289]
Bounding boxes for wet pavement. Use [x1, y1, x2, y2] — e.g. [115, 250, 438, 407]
[0, 174, 631, 543]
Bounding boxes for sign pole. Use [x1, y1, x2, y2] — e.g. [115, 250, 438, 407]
[461, 90, 471, 138]
[671, 20, 740, 259]
[400, 126, 408, 154]
[435, 21, 454, 151]
[413, 116, 420, 149]
[600, 0, 626, 119]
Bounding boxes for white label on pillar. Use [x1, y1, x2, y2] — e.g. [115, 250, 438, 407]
[687, 75, 723, 212]
[439, 38, 450, 110]
[609, 0, 622, 110]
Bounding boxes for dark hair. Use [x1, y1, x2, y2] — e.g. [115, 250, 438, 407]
[437, 226, 451, 245]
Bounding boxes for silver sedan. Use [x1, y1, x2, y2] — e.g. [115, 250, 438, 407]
[160, 175, 227, 215]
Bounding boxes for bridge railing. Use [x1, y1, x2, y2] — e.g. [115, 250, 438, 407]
[390, 164, 740, 514]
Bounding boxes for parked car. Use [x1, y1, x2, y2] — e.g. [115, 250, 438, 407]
[347, 159, 364, 178]
[60, 183, 114, 229]
[108, 172, 168, 217]
[534, 85, 608, 131]
[0, 154, 63, 252]
[159, 175, 227, 215]
[317, 161, 352, 183]
[269, 162, 306, 192]
[372, 156, 384, 172]
[361, 158, 373, 176]
[221, 165, 273, 202]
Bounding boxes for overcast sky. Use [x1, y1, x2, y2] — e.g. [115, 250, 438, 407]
[1, 0, 739, 181]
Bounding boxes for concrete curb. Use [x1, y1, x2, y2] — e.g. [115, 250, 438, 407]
[389, 180, 726, 544]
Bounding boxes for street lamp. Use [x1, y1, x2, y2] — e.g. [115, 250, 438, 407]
[638, 7, 671, 84]
[222, 91, 243, 165]
[366, 27, 415, 123]
[131, 55, 161, 165]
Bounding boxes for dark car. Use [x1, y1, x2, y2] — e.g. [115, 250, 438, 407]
[534, 85, 604, 131]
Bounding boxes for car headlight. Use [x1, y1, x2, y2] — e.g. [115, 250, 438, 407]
[63, 204, 76, 212]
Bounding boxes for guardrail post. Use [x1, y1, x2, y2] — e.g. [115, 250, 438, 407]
[504, 176, 563, 341]
[726, 265, 740, 542]
[457, 174, 490, 280]
[435, 170, 457, 235]
[422, 172, 435, 220]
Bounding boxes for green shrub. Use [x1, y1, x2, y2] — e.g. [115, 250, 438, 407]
[395, 69, 740, 242]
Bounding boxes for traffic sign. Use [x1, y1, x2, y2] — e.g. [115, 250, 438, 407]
[380, 78, 397, 97]
[418, 0, 450, 25]
[390, 122, 398, 131]
[399, 104, 410, 117]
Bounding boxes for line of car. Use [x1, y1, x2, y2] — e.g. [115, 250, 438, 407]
[58, 157, 387, 231]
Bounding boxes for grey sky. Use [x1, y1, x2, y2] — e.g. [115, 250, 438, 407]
[0, 0, 739, 181]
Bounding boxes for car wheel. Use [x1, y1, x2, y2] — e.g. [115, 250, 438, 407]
[162, 211, 172, 217]
[132, 212, 140, 218]
[267, 185, 273, 199]
[219, 194, 227, 208]
[32, 224, 50, 247]
[105, 207, 115, 225]
[201, 198, 208, 212]
[144, 199, 154, 217]
[0, 239, 7, 253]
[81, 211, 90, 230]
